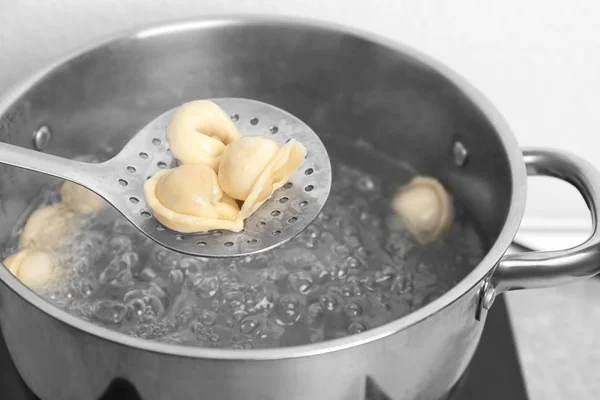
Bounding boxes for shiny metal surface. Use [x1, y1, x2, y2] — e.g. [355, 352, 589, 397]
[495, 148, 600, 293]
[0, 97, 331, 257]
[0, 16, 595, 400]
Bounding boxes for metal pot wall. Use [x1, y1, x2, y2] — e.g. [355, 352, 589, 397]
[0, 16, 599, 400]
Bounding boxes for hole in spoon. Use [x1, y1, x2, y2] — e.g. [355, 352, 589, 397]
[118, 179, 128, 187]
[141, 211, 151, 218]
[152, 138, 161, 145]
[127, 166, 136, 173]
[250, 117, 259, 125]
[129, 197, 139, 204]
[139, 152, 148, 159]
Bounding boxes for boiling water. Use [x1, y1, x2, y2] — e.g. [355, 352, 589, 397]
[6, 153, 484, 349]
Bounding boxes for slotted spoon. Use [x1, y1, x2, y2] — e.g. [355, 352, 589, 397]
[0, 98, 332, 257]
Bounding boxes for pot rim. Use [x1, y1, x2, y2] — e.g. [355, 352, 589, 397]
[0, 14, 526, 361]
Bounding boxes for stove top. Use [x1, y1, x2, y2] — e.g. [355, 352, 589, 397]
[0, 296, 528, 400]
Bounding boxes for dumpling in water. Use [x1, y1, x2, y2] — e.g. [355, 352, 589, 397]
[166, 100, 241, 170]
[392, 176, 454, 244]
[218, 136, 307, 220]
[19, 204, 80, 250]
[144, 164, 242, 233]
[61, 181, 105, 215]
[3, 249, 61, 288]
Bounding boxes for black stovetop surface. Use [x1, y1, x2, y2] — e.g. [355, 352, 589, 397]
[0, 296, 528, 400]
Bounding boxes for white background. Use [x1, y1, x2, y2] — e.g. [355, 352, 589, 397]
[1, 1, 599, 398]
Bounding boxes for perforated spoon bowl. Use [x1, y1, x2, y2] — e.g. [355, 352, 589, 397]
[0, 98, 332, 257]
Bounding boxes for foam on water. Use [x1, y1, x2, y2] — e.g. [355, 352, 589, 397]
[6, 153, 484, 349]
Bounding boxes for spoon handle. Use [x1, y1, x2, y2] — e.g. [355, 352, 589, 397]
[0, 141, 95, 183]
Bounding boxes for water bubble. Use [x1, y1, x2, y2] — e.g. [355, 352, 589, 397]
[319, 294, 338, 311]
[344, 256, 361, 270]
[191, 321, 205, 335]
[333, 244, 350, 258]
[240, 319, 258, 334]
[108, 235, 132, 254]
[77, 277, 98, 297]
[175, 307, 193, 325]
[344, 303, 362, 317]
[340, 286, 353, 297]
[348, 321, 367, 334]
[144, 283, 166, 299]
[127, 298, 146, 319]
[361, 276, 378, 292]
[99, 259, 133, 288]
[233, 309, 248, 321]
[274, 294, 303, 325]
[139, 267, 157, 281]
[356, 176, 375, 192]
[308, 303, 324, 320]
[260, 265, 288, 282]
[192, 275, 220, 298]
[168, 269, 184, 285]
[333, 264, 348, 280]
[222, 289, 245, 310]
[92, 300, 127, 325]
[120, 252, 139, 268]
[287, 271, 313, 294]
[344, 235, 361, 249]
[393, 274, 413, 295]
[158, 253, 179, 270]
[155, 250, 168, 262]
[179, 258, 205, 274]
[197, 310, 217, 326]
[305, 225, 321, 239]
[144, 295, 165, 315]
[375, 266, 395, 287]
[356, 246, 372, 259]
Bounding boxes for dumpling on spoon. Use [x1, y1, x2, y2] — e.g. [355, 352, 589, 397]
[144, 164, 242, 233]
[166, 100, 241, 170]
[218, 136, 307, 220]
[392, 176, 454, 244]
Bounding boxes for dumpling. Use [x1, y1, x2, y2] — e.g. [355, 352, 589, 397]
[61, 181, 105, 214]
[144, 164, 242, 233]
[392, 176, 454, 244]
[166, 100, 241, 170]
[3, 249, 61, 288]
[19, 204, 80, 250]
[218, 136, 307, 219]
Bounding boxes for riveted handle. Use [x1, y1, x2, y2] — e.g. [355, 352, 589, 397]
[494, 148, 600, 293]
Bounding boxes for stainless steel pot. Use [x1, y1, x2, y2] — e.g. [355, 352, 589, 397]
[1, 16, 599, 400]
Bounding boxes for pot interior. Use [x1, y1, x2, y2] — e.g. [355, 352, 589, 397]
[0, 19, 514, 348]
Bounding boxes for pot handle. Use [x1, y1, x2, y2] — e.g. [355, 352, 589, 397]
[493, 148, 600, 293]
